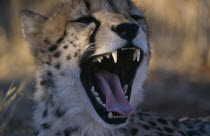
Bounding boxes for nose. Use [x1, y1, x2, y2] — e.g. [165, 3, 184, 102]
[112, 23, 139, 41]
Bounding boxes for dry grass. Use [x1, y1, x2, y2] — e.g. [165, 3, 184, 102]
[0, 81, 27, 132]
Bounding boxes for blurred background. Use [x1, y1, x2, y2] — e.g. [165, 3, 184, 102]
[0, 0, 210, 135]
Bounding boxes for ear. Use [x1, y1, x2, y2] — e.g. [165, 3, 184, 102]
[21, 10, 47, 37]
[21, 10, 47, 56]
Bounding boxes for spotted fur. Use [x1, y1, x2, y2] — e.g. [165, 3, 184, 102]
[21, 0, 210, 136]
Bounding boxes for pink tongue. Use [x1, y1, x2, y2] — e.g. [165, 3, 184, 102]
[94, 70, 134, 117]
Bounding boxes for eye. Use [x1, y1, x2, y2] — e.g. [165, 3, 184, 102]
[73, 16, 96, 25]
[130, 15, 145, 21]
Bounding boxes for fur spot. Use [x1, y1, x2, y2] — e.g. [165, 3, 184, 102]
[164, 127, 174, 133]
[155, 127, 163, 131]
[74, 52, 78, 57]
[130, 128, 138, 135]
[148, 121, 157, 126]
[142, 124, 150, 130]
[33, 130, 39, 136]
[64, 127, 78, 136]
[42, 109, 48, 118]
[45, 61, 52, 66]
[40, 78, 54, 88]
[55, 109, 66, 118]
[157, 118, 168, 125]
[47, 71, 53, 77]
[60, 71, 65, 76]
[53, 51, 61, 58]
[178, 131, 188, 136]
[171, 120, 178, 128]
[73, 43, 77, 47]
[49, 45, 58, 52]
[156, 132, 166, 136]
[48, 95, 54, 107]
[66, 55, 71, 60]
[42, 123, 51, 129]
[63, 45, 68, 49]
[55, 63, 61, 69]
[55, 131, 61, 136]
[44, 38, 50, 44]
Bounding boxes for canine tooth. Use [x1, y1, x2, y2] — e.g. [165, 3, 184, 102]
[108, 112, 114, 118]
[136, 49, 141, 61]
[111, 50, 118, 63]
[105, 53, 110, 59]
[133, 51, 137, 61]
[123, 85, 128, 93]
[102, 104, 106, 107]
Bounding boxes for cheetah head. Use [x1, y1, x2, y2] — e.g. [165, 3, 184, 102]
[21, 0, 150, 128]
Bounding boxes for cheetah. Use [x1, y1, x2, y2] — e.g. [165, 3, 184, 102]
[21, 0, 210, 136]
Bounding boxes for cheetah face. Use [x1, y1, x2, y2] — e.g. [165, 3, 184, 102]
[21, 0, 150, 127]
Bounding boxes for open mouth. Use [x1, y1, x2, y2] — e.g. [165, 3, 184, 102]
[80, 45, 144, 124]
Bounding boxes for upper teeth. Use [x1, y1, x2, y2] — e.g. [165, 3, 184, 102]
[111, 50, 118, 63]
[133, 49, 141, 61]
[92, 48, 141, 63]
[121, 48, 135, 51]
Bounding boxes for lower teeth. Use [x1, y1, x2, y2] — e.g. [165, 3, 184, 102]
[108, 112, 127, 119]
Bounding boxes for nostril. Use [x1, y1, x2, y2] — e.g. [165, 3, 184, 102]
[111, 23, 139, 41]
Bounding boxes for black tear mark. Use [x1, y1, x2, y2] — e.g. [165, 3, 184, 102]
[80, 18, 101, 65]
[56, 31, 67, 44]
